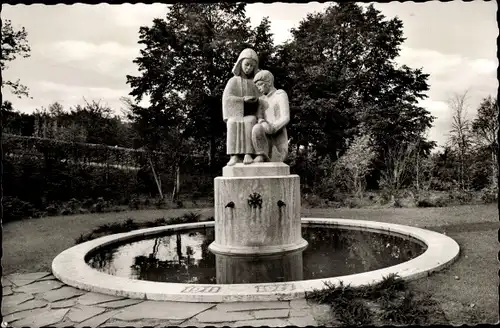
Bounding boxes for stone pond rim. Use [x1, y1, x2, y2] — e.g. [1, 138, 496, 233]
[51, 218, 460, 303]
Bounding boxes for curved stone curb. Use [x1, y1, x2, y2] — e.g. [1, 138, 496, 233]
[52, 219, 460, 302]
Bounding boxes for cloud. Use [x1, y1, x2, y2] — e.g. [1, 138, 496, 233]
[396, 46, 497, 148]
[417, 94, 493, 148]
[470, 58, 498, 74]
[37, 80, 128, 100]
[246, 3, 331, 45]
[417, 99, 453, 146]
[419, 99, 449, 116]
[397, 48, 464, 75]
[396, 47, 498, 101]
[106, 3, 170, 28]
[37, 40, 141, 77]
[47, 41, 138, 61]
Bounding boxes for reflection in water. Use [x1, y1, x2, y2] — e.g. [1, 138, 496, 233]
[122, 228, 216, 284]
[86, 247, 118, 275]
[216, 251, 303, 284]
[300, 227, 422, 278]
[87, 226, 426, 284]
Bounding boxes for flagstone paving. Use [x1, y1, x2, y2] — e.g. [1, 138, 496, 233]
[95, 298, 143, 309]
[2, 272, 323, 327]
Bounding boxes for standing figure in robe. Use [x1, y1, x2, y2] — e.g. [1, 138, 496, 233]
[251, 70, 290, 163]
[222, 48, 261, 166]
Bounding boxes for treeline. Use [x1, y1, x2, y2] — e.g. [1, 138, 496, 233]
[2, 99, 137, 148]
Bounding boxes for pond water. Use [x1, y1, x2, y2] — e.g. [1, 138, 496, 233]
[86, 226, 426, 284]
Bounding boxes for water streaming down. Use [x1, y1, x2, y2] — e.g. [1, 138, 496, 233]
[87, 226, 427, 284]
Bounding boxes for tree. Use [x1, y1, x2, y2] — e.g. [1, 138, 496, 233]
[2, 100, 35, 136]
[334, 134, 377, 197]
[121, 96, 187, 200]
[412, 135, 435, 192]
[447, 91, 473, 190]
[431, 146, 461, 191]
[48, 102, 64, 117]
[251, 16, 276, 70]
[282, 3, 434, 165]
[1, 19, 31, 98]
[414, 152, 435, 192]
[127, 3, 275, 173]
[379, 140, 418, 199]
[471, 95, 498, 190]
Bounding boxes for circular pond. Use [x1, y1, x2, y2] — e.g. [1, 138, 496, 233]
[52, 218, 460, 302]
[86, 226, 426, 284]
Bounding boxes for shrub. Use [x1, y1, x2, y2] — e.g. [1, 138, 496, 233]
[305, 275, 439, 326]
[90, 197, 108, 213]
[154, 217, 167, 225]
[478, 186, 498, 204]
[128, 196, 140, 210]
[166, 212, 205, 225]
[3, 197, 37, 222]
[154, 197, 165, 209]
[416, 191, 450, 208]
[334, 135, 378, 197]
[416, 199, 434, 208]
[449, 190, 473, 205]
[379, 291, 437, 325]
[82, 198, 94, 208]
[334, 297, 372, 325]
[341, 195, 378, 209]
[416, 197, 448, 208]
[325, 200, 343, 208]
[392, 198, 403, 208]
[182, 211, 202, 222]
[45, 204, 59, 216]
[343, 197, 362, 208]
[382, 190, 417, 208]
[434, 196, 449, 207]
[60, 198, 82, 215]
[303, 193, 324, 208]
[362, 274, 407, 300]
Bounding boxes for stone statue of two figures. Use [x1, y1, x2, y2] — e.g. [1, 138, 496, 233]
[222, 48, 289, 166]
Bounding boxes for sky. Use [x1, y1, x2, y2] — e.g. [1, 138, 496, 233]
[2, 2, 498, 148]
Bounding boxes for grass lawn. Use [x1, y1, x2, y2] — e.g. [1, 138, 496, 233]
[3, 204, 498, 324]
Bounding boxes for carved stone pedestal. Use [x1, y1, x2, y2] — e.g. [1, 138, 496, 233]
[209, 163, 308, 256]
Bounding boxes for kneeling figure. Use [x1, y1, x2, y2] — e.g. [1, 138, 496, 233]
[252, 70, 290, 162]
